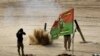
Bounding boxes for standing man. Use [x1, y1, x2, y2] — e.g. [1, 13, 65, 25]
[59, 18, 71, 51]
[16, 28, 26, 56]
[64, 34, 71, 51]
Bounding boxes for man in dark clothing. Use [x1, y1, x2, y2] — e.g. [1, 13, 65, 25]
[16, 28, 26, 56]
[59, 18, 71, 51]
[64, 34, 71, 51]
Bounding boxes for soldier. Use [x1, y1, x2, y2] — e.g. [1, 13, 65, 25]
[59, 18, 71, 51]
[16, 28, 26, 56]
[64, 34, 71, 51]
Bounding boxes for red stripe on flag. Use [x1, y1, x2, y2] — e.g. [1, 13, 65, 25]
[52, 20, 59, 28]
[60, 8, 74, 23]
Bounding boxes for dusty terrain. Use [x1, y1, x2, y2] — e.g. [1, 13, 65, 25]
[0, 0, 100, 56]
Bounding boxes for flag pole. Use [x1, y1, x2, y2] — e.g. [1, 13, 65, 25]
[71, 8, 75, 56]
[72, 27, 76, 56]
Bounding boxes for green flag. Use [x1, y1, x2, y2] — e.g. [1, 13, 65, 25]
[50, 8, 74, 40]
[59, 8, 74, 36]
[50, 20, 60, 40]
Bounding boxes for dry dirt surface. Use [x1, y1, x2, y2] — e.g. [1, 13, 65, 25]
[0, 0, 100, 56]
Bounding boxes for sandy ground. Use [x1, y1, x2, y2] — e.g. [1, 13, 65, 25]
[0, 0, 100, 56]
